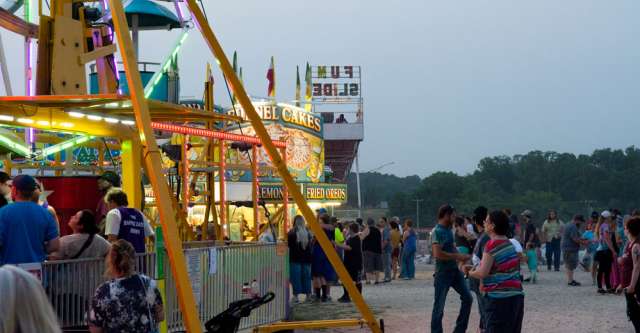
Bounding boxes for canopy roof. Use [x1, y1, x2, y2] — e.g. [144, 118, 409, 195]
[123, 0, 180, 29]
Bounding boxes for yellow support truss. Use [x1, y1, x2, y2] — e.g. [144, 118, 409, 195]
[107, 0, 202, 331]
[181, 1, 383, 332]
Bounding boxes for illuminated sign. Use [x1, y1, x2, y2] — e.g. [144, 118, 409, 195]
[305, 183, 347, 201]
[258, 183, 347, 202]
[226, 102, 325, 183]
[228, 102, 322, 134]
[312, 65, 361, 98]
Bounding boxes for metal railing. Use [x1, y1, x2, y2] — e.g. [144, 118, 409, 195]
[41, 243, 288, 331]
[165, 244, 288, 331]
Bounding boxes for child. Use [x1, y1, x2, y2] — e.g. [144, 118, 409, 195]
[582, 224, 598, 284]
[337, 223, 363, 303]
[525, 242, 538, 283]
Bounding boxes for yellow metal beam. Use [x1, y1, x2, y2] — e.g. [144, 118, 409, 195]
[107, 0, 203, 332]
[121, 139, 142, 210]
[78, 44, 117, 65]
[254, 319, 367, 332]
[0, 108, 136, 138]
[182, 2, 382, 332]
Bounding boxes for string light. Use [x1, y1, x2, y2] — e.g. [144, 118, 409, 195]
[87, 115, 103, 121]
[150, 122, 286, 148]
[17, 118, 34, 124]
[41, 135, 93, 157]
[144, 30, 190, 98]
[0, 134, 30, 155]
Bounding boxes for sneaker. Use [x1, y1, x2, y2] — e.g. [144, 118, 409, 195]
[523, 277, 531, 282]
[338, 296, 351, 303]
[597, 289, 607, 294]
[568, 281, 581, 287]
[383, 279, 391, 283]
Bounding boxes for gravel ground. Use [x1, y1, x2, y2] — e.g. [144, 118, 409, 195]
[291, 262, 633, 333]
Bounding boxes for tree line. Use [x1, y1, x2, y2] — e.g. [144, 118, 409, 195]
[347, 147, 640, 227]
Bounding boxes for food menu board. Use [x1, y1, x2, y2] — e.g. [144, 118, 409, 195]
[225, 102, 325, 183]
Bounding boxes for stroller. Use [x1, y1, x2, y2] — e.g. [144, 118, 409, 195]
[204, 292, 275, 333]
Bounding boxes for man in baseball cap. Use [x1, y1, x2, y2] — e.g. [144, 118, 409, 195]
[0, 175, 59, 265]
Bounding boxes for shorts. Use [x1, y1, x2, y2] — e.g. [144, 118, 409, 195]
[563, 250, 578, 271]
[363, 251, 382, 273]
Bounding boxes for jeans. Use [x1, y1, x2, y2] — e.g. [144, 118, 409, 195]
[625, 291, 640, 332]
[431, 269, 473, 333]
[382, 251, 392, 281]
[400, 249, 415, 279]
[469, 278, 487, 330]
[595, 249, 613, 290]
[290, 262, 311, 295]
[546, 238, 561, 271]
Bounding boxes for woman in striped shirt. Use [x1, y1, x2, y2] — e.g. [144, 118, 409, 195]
[469, 210, 525, 333]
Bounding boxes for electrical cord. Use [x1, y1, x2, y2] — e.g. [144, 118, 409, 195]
[197, 0, 208, 22]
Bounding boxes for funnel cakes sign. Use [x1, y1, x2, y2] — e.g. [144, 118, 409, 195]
[226, 102, 324, 183]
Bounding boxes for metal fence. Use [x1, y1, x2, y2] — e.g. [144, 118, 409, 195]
[164, 244, 288, 331]
[41, 243, 288, 331]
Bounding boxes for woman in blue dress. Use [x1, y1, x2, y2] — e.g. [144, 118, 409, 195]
[311, 214, 336, 302]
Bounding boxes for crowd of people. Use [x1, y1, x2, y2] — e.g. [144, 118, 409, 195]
[0, 172, 162, 332]
[429, 204, 640, 333]
[1, 169, 639, 332]
[287, 208, 418, 303]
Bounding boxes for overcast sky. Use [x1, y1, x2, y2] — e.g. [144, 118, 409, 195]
[2, 0, 639, 177]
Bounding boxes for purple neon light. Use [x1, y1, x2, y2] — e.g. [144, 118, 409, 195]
[174, 1, 184, 24]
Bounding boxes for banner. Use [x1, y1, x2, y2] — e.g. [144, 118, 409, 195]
[226, 102, 324, 183]
[258, 182, 347, 203]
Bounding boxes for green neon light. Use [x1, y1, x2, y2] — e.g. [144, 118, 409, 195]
[41, 135, 94, 157]
[0, 134, 30, 156]
[144, 30, 190, 98]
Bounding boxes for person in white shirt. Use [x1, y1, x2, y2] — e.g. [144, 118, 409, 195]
[104, 188, 154, 253]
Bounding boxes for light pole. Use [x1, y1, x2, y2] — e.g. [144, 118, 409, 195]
[413, 198, 423, 229]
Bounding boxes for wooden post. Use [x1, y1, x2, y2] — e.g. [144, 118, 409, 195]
[219, 140, 226, 239]
[281, 146, 288, 235]
[252, 145, 259, 240]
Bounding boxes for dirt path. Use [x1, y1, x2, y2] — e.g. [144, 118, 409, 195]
[291, 263, 632, 332]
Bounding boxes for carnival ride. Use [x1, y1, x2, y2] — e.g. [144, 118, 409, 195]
[0, 0, 382, 331]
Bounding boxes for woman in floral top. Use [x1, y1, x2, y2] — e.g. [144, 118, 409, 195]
[89, 240, 163, 333]
[469, 210, 524, 333]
